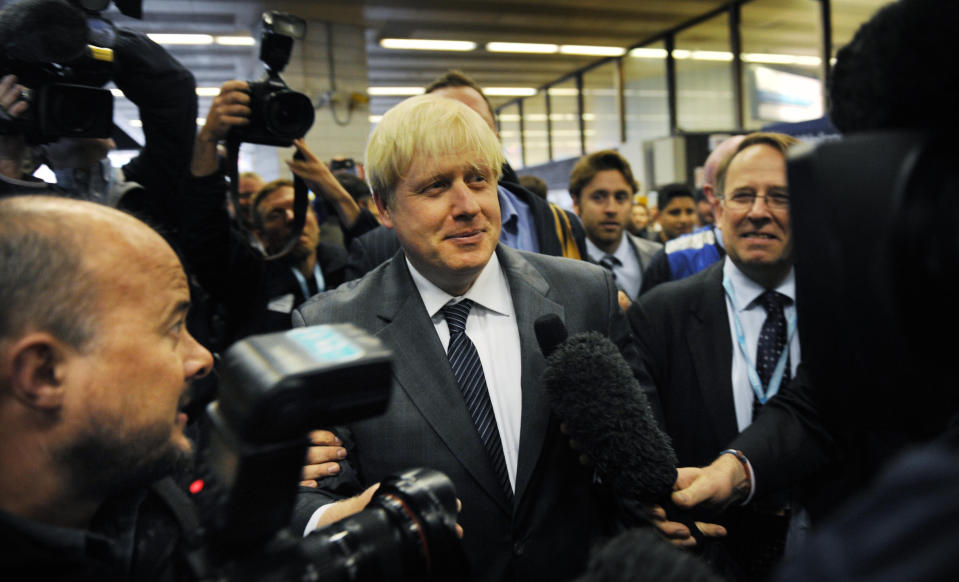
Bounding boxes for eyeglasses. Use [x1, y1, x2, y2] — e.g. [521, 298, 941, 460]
[722, 191, 790, 211]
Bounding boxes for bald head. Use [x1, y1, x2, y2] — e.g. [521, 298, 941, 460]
[703, 135, 746, 202]
[0, 196, 174, 350]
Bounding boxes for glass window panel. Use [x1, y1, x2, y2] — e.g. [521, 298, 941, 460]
[675, 12, 735, 131]
[623, 40, 670, 145]
[549, 78, 582, 161]
[582, 61, 620, 153]
[741, 0, 823, 129]
[523, 91, 549, 166]
[498, 102, 523, 169]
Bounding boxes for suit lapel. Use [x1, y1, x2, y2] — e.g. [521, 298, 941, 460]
[497, 246, 565, 505]
[374, 256, 512, 512]
[687, 263, 739, 442]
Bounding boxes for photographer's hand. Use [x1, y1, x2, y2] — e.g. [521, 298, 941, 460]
[314, 483, 381, 529]
[286, 138, 362, 228]
[300, 429, 347, 487]
[0, 74, 27, 120]
[191, 81, 251, 177]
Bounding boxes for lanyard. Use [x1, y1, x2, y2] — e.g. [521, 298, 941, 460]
[722, 273, 797, 404]
[291, 263, 325, 299]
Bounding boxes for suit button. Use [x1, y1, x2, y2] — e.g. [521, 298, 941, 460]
[513, 541, 525, 556]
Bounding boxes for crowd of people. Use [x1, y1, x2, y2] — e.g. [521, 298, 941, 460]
[2, 0, 958, 580]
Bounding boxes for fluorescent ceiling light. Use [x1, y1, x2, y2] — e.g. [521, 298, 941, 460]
[547, 87, 579, 97]
[742, 52, 821, 66]
[559, 45, 626, 57]
[196, 87, 222, 97]
[367, 87, 426, 96]
[369, 115, 384, 123]
[672, 49, 692, 59]
[630, 47, 668, 59]
[379, 38, 476, 51]
[129, 118, 206, 128]
[487, 42, 558, 54]
[484, 87, 537, 97]
[111, 88, 125, 97]
[689, 50, 733, 61]
[216, 35, 256, 46]
[148, 33, 213, 45]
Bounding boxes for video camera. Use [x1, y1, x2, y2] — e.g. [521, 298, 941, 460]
[187, 324, 468, 581]
[0, 0, 123, 143]
[229, 11, 315, 147]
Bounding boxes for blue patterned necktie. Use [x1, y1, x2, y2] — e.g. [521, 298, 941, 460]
[754, 290, 793, 418]
[441, 299, 513, 502]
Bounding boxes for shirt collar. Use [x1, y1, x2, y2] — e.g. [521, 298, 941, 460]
[723, 255, 796, 312]
[407, 250, 512, 318]
[498, 184, 519, 230]
[585, 233, 626, 263]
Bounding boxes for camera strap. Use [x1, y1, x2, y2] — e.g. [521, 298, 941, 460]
[225, 137, 309, 261]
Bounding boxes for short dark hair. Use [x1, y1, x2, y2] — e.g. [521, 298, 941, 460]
[568, 150, 639, 200]
[0, 196, 99, 350]
[656, 183, 695, 210]
[251, 178, 294, 230]
[714, 132, 799, 197]
[335, 173, 372, 203]
[518, 174, 548, 199]
[830, 0, 959, 133]
[424, 69, 495, 121]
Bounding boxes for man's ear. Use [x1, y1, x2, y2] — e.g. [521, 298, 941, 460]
[571, 195, 582, 216]
[373, 191, 393, 229]
[5, 334, 69, 411]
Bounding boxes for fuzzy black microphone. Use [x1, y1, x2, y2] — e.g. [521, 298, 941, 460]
[539, 324, 677, 501]
[0, 0, 89, 64]
[538, 316, 705, 541]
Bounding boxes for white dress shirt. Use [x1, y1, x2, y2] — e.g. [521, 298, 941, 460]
[722, 256, 801, 432]
[407, 251, 523, 490]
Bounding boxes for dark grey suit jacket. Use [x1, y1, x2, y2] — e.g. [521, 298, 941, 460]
[292, 244, 647, 582]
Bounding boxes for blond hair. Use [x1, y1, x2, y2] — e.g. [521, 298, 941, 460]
[365, 94, 504, 207]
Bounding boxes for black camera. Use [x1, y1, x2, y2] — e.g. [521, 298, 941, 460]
[188, 324, 468, 581]
[230, 11, 315, 147]
[0, 0, 115, 144]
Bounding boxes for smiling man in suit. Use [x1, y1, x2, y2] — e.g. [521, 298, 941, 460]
[292, 94, 645, 582]
[626, 132, 799, 580]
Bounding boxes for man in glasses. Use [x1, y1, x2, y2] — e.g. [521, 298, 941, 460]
[626, 132, 800, 581]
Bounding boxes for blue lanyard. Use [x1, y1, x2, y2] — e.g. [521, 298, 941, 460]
[291, 263, 325, 299]
[722, 273, 797, 404]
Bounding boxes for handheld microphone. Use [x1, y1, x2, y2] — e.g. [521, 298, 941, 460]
[536, 315, 704, 540]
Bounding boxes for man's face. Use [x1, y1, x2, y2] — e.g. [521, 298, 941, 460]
[377, 151, 501, 295]
[255, 186, 320, 260]
[717, 143, 792, 279]
[630, 205, 649, 230]
[658, 196, 697, 240]
[64, 227, 213, 493]
[573, 169, 633, 253]
[429, 86, 497, 134]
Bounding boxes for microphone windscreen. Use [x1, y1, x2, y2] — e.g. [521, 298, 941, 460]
[543, 331, 677, 503]
[0, 0, 88, 64]
[534, 313, 567, 359]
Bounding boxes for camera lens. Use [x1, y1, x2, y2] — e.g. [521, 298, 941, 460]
[263, 89, 315, 139]
[38, 83, 113, 138]
[303, 468, 468, 581]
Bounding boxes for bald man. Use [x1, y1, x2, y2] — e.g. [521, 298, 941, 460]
[0, 196, 213, 578]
